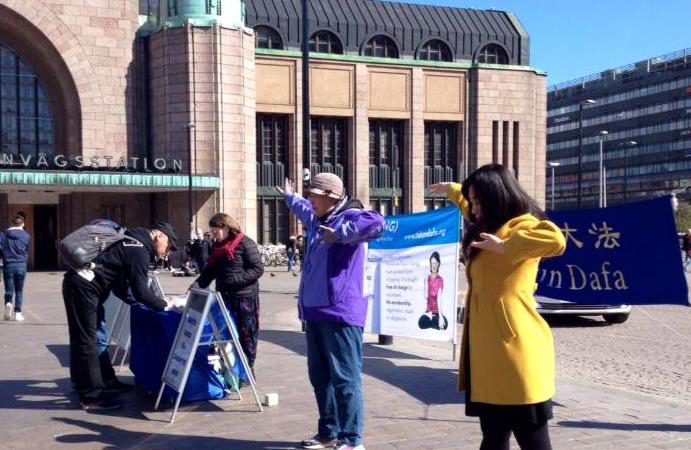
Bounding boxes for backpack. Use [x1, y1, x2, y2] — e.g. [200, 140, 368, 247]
[59, 220, 136, 271]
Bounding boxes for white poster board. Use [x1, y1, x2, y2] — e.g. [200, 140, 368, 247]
[155, 289, 263, 423]
[365, 207, 461, 344]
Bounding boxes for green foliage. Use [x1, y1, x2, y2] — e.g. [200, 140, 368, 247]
[675, 200, 691, 232]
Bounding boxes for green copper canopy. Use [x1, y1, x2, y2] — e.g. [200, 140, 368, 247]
[158, 0, 245, 29]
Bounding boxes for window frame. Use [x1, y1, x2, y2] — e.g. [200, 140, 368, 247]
[254, 25, 283, 50]
[417, 39, 453, 62]
[363, 35, 399, 59]
[0, 43, 53, 158]
[309, 30, 343, 54]
[476, 43, 509, 65]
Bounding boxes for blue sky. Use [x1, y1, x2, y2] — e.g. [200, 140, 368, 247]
[396, 0, 691, 86]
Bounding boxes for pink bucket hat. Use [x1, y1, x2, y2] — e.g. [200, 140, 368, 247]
[307, 172, 344, 199]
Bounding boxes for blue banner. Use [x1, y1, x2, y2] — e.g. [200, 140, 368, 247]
[537, 196, 688, 306]
[370, 206, 461, 249]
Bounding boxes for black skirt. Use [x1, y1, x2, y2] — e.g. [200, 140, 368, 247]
[466, 399, 553, 424]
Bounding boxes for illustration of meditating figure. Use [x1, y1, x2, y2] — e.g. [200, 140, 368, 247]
[418, 251, 449, 330]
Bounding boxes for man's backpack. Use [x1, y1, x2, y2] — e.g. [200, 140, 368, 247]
[58, 220, 134, 271]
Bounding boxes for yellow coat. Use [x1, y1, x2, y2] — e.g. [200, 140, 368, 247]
[446, 183, 566, 405]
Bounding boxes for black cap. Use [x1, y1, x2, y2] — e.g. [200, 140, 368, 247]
[151, 221, 178, 251]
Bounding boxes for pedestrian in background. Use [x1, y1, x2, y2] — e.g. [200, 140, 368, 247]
[286, 235, 297, 273]
[681, 229, 691, 269]
[1, 214, 30, 321]
[277, 173, 384, 450]
[192, 213, 264, 378]
[431, 164, 566, 450]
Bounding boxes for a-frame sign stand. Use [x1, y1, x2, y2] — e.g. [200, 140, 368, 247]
[154, 288, 263, 423]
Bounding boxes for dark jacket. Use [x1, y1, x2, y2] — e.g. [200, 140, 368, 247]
[0, 227, 31, 265]
[194, 235, 264, 298]
[72, 227, 166, 311]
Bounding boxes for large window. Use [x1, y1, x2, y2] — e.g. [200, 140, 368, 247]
[1, 43, 53, 157]
[254, 26, 283, 50]
[256, 114, 287, 187]
[424, 122, 460, 210]
[309, 31, 343, 54]
[369, 120, 405, 215]
[256, 114, 289, 245]
[310, 117, 348, 188]
[257, 198, 289, 246]
[476, 44, 509, 65]
[418, 39, 452, 62]
[363, 35, 399, 58]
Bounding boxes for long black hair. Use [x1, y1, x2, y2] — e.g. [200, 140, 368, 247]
[461, 164, 545, 260]
[429, 251, 441, 273]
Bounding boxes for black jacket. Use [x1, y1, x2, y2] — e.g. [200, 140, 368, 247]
[85, 227, 166, 311]
[194, 235, 264, 298]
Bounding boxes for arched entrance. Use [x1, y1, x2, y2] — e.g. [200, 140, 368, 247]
[0, 6, 82, 269]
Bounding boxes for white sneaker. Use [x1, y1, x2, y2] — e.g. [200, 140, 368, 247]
[4, 303, 13, 321]
[334, 445, 366, 450]
[14, 312, 24, 322]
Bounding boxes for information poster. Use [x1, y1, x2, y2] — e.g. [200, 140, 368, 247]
[162, 290, 209, 391]
[365, 207, 461, 343]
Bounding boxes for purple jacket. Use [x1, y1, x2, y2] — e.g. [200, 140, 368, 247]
[285, 194, 384, 326]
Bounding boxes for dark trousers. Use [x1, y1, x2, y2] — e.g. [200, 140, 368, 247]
[221, 293, 260, 369]
[479, 415, 552, 450]
[305, 321, 364, 446]
[418, 313, 449, 330]
[62, 273, 116, 401]
[3, 263, 27, 312]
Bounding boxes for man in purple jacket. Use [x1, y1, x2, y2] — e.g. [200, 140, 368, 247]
[277, 173, 383, 450]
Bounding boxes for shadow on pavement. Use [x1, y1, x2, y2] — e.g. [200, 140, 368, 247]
[261, 329, 463, 405]
[558, 420, 691, 432]
[0, 377, 152, 420]
[46, 344, 70, 368]
[53, 417, 299, 450]
[544, 316, 611, 328]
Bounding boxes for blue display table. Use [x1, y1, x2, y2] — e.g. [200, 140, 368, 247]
[130, 304, 228, 403]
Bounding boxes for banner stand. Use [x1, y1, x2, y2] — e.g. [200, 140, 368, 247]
[105, 301, 131, 371]
[154, 289, 263, 423]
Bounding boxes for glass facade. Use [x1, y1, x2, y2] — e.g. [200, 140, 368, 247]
[0, 43, 53, 157]
[547, 50, 691, 209]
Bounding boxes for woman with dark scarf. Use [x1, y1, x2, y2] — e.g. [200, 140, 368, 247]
[192, 213, 264, 376]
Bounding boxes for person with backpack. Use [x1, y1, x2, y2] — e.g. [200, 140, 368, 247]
[1, 214, 31, 322]
[61, 221, 178, 411]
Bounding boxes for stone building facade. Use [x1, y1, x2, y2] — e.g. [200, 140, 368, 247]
[0, 0, 546, 268]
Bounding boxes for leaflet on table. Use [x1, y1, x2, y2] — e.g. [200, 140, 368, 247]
[165, 294, 188, 311]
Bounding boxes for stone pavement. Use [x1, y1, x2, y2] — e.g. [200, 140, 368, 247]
[0, 269, 689, 450]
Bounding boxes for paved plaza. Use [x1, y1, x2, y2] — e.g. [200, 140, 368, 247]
[0, 269, 690, 450]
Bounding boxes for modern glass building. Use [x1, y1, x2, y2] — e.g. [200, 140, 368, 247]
[546, 48, 691, 210]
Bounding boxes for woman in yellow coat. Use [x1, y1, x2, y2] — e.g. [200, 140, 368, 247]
[431, 164, 566, 450]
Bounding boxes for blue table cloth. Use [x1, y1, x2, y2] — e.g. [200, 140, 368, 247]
[130, 305, 229, 403]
